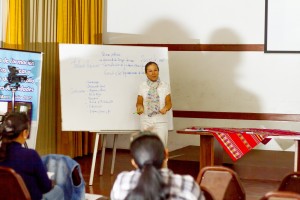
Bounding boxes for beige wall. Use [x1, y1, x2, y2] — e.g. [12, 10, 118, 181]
[103, 0, 300, 152]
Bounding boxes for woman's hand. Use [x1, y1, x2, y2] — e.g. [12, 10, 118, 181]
[160, 94, 172, 115]
[136, 95, 144, 115]
[159, 107, 168, 115]
[136, 104, 144, 115]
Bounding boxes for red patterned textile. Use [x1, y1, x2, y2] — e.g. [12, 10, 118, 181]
[204, 128, 300, 161]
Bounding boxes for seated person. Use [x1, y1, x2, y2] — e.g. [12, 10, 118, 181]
[0, 112, 64, 200]
[110, 131, 205, 200]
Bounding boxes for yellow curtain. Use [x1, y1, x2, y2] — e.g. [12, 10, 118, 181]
[3, 0, 58, 155]
[57, 0, 102, 44]
[56, 0, 102, 157]
[24, 0, 58, 155]
[3, 0, 24, 49]
[3, 0, 102, 157]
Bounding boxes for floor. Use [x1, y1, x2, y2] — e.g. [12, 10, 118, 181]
[75, 149, 281, 200]
[85, 193, 106, 200]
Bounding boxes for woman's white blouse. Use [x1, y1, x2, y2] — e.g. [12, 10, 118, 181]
[138, 80, 171, 122]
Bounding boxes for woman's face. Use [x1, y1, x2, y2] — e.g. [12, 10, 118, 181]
[146, 64, 159, 82]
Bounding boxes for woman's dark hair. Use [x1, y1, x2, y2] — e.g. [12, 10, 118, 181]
[145, 61, 159, 73]
[0, 112, 29, 161]
[125, 132, 168, 200]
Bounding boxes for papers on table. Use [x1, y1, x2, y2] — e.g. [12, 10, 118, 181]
[184, 127, 206, 131]
[85, 193, 108, 200]
[47, 172, 54, 179]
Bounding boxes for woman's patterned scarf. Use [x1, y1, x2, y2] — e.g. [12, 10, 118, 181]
[146, 78, 160, 117]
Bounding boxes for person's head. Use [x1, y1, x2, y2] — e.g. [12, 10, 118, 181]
[130, 131, 167, 169]
[0, 112, 30, 161]
[145, 61, 159, 82]
[125, 132, 169, 200]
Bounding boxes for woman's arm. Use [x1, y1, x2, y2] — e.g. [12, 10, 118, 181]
[32, 152, 52, 193]
[136, 95, 144, 115]
[160, 94, 172, 114]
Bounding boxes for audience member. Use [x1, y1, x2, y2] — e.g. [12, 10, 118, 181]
[110, 132, 205, 200]
[0, 112, 65, 200]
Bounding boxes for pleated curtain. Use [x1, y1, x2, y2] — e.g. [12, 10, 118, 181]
[1, 0, 102, 157]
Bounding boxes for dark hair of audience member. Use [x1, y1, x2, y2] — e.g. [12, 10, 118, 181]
[0, 112, 29, 161]
[125, 132, 169, 200]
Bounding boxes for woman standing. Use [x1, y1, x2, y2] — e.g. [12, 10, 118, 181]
[136, 61, 172, 146]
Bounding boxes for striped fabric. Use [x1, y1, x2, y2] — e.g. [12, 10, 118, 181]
[204, 128, 300, 161]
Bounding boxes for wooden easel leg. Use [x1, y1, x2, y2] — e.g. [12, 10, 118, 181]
[100, 134, 107, 175]
[111, 134, 118, 175]
[89, 133, 100, 185]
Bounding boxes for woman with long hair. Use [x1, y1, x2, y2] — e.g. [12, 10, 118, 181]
[111, 132, 204, 200]
[0, 112, 64, 200]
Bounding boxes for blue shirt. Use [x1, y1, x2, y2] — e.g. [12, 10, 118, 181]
[0, 142, 52, 200]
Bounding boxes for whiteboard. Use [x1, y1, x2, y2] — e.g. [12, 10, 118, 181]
[265, 0, 300, 52]
[59, 44, 173, 131]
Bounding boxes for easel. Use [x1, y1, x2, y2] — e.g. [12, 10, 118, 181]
[89, 131, 139, 186]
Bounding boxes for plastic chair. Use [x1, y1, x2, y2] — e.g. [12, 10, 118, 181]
[260, 191, 300, 200]
[278, 172, 300, 194]
[196, 165, 246, 200]
[0, 166, 31, 200]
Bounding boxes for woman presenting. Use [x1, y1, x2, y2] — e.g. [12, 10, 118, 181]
[136, 61, 172, 146]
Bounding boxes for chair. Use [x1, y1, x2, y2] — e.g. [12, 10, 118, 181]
[278, 172, 300, 194]
[200, 185, 215, 200]
[41, 154, 85, 200]
[196, 165, 246, 200]
[260, 191, 300, 200]
[0, 166, 31, 200]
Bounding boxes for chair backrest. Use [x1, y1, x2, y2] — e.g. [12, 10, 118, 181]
[260, 191, 300, 200]
[200, 185, 215, 200]
[196, 165, 246, 200]
[0, 166, 31, 200]
[278, 172, 300, 194]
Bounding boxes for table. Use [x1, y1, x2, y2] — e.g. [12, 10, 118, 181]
[177, 127, 300, 172]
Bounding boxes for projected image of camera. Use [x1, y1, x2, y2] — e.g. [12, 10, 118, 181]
[7, 66, 27, 84]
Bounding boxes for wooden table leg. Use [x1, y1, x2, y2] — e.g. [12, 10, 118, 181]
[295, 140, 300, 172]
[199, 134, 215, 170]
